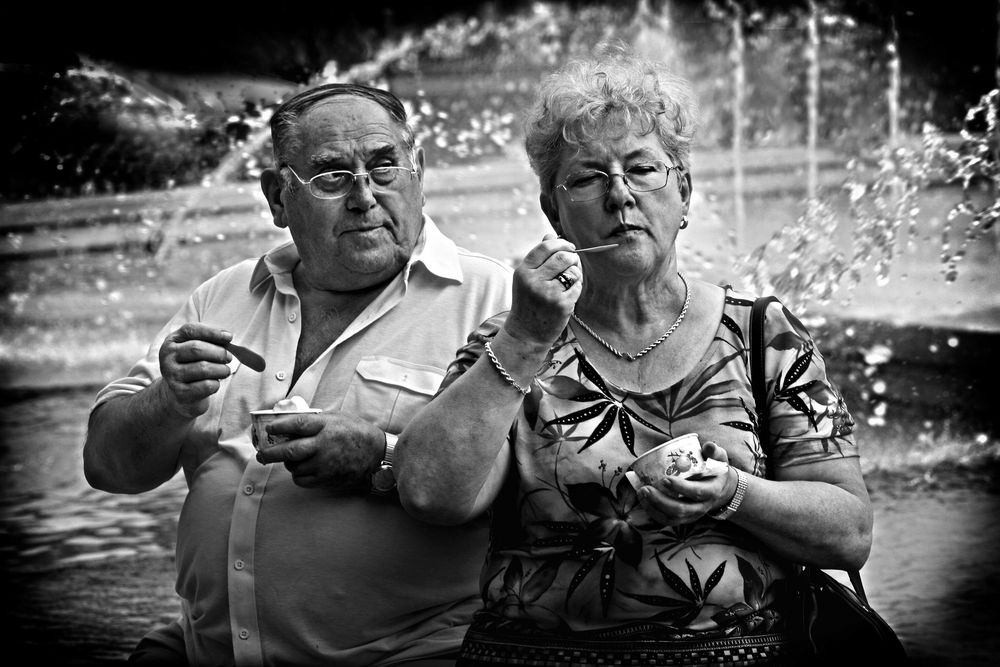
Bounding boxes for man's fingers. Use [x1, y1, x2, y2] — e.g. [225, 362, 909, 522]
[169, 360, 232, 383]
[257, 438, 315, 464]
[266, 414, 324, 438]
[170, 323, 233, 345]
[172, 340, 232, 365]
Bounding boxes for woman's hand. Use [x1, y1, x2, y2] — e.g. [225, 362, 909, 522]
[634, 441, 735, 525]
[503, 234, 582, 348]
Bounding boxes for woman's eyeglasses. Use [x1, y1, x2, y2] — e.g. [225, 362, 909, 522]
[286, 164, 417, 200]
[556, 161, 681, 202]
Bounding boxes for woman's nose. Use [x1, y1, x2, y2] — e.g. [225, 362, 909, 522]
[604, 173, 635, 211]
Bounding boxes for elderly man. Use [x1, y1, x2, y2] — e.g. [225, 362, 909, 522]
[83, 82, 512, 666]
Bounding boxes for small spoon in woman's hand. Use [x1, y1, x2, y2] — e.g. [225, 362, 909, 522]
[226, 341, 266, 372]
[572, 243, 620, 254]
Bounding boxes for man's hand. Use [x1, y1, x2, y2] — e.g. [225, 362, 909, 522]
[157, 323, 234, 420]
[254, 412, 384, 491]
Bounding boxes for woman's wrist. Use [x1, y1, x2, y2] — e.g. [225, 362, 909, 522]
[489, 327, 552, 382]
[708, 468, 749, 521]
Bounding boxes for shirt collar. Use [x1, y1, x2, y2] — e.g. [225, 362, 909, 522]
[248, 215, 463, 293]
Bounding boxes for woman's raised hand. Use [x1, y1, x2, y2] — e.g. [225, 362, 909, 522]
[504, 235, 582, 348]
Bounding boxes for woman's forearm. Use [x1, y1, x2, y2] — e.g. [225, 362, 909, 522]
[728, 462, 874, 570]
[397, 330, 547, 525]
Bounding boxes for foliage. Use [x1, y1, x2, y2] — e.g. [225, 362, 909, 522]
[1, 62, 262, 202]
[2, 1, 994, 201]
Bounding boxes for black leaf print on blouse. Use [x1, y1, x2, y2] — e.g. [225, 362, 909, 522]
[543, 352, 666, 455]
[773, 347, 827, 430]
[725, 295, 755, 307]
[620, 555, 728, 628]
[721, 397, 758, 433]
[720, 313, 745, 348]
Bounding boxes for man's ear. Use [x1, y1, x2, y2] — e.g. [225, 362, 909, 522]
[260, 167, 287, 229]
[414, 146, 426, 206]
[540, 192, 563, 237]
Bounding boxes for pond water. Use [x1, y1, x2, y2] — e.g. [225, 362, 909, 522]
[1, 388, 997, 665]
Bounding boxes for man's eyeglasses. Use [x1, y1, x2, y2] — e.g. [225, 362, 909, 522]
[555, 161, 682, 202]
[286, 164, 417, 200]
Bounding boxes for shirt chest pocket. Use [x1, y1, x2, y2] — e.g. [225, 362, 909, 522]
[339, 356, 445, 435]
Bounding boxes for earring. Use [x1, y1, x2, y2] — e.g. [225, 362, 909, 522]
[679, 215, 689, 230]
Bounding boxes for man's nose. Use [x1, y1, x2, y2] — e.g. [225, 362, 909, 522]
[345, 173, 377, 209]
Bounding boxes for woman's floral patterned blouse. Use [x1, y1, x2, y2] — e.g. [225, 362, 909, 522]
[439, 289, 858, 637]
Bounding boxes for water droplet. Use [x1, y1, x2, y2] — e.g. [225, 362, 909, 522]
[947, 336, 959, 347]
[928, 344, 939, 353]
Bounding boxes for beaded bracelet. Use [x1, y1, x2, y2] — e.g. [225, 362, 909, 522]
[483, 339, 531, 395]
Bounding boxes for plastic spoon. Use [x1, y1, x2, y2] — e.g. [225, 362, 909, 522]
[226, 341, 266, 372]
[572, 243, 620, 254]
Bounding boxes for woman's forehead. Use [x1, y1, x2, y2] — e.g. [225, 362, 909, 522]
[558, 129, 667, 168]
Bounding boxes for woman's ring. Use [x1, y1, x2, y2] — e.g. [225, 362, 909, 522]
[556, 271, 575, 291]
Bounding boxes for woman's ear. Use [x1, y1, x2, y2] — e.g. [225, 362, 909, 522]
[540, 192, 563, 237]
[678, 170, 693, 211]
[260, 168, 287, 229]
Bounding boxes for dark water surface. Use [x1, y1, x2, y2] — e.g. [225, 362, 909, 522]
[1, 389, 998, 665]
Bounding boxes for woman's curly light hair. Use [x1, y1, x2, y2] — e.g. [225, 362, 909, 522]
[524, 49, 699, 194]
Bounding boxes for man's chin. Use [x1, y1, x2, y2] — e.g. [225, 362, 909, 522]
[338, 246, 407, 282]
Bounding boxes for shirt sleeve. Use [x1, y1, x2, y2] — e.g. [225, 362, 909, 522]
[760, 299, 859, 468]
[437, 311, 509, 395]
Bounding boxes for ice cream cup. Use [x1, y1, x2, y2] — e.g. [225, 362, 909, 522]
[250, 408, 321, 450]
[629, 433, 727, 486]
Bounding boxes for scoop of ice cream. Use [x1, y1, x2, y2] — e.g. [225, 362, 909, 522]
[272, 395, 311, 412]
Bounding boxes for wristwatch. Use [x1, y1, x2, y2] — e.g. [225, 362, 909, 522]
[370, 432, 397, 495]
[708, 468, 748, 520]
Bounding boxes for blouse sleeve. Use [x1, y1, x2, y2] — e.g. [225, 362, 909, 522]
[760, 299, 859, 469]
[436, 310, 510, 395]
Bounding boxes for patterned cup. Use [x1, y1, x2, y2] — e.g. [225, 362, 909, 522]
[630, 433, 725, 485]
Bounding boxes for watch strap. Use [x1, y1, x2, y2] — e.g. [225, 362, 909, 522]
[708, 468, 748, 520]
[382, 432, 397, 466]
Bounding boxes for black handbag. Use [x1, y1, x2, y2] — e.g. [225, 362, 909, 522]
[749, 296, 908, 665]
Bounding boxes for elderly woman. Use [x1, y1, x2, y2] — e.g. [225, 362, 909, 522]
[395, 51, 873, 665]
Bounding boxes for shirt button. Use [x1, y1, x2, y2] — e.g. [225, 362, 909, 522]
[234, 559, 245, 570]
[275, 371, 286, 381]
[243, 484, 254, 495]
[288, 312, 297, 322]
[239, 629, 249, 640]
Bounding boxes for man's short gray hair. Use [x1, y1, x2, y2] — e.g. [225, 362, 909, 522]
[524, 48, 698, 194]
[269, 82, 417, 172]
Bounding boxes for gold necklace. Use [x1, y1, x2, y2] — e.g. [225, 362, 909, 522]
[570, 273, 690, 362]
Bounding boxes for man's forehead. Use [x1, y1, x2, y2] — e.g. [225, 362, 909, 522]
[298, 96, 406, 155]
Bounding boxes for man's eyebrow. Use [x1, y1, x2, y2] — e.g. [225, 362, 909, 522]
[366, 143, 403, 162]
[307, 154, 349, 171]
[306, 143, 402, 171]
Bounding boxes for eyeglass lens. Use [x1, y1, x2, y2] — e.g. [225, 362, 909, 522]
[309, 167, 412, 198]
[563, 162, 673, 202]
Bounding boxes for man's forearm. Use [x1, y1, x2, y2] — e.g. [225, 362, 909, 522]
[83, 379, 193, 493]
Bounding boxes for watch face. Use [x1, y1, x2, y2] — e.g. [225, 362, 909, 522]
[371, 464, 396, 494]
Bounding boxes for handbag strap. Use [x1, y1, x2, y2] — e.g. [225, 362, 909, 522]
[749, 296, 870, 607]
